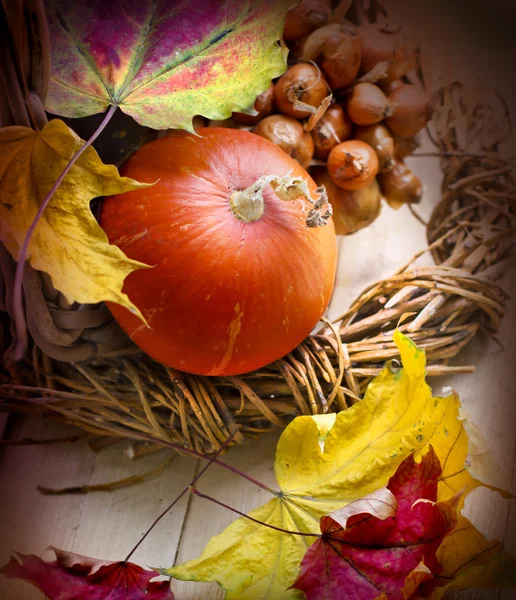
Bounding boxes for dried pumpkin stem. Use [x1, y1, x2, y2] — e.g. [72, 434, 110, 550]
[229, 174, 332, 227]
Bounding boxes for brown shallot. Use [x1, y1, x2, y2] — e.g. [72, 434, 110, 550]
[253, 114, 314, 168]
[346, 83, 391, 125]
[358, 23, 415, 82]
[378, 160, 422, 207]
[302, 22, 361, 89]
[386, 84, 431, 138]
[327, 139, 379, 190]
[311, 103, 352, 159]
[355, 123, 395, 171]
[233, 84, 276, 125]
[312, 166, 382, 234]
[274, 63, 329, 119]
[283, 0, 332, 41]
[393, 133, 421, 159]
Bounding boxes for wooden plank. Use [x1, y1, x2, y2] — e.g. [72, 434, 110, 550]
[0, 417, 198, 599]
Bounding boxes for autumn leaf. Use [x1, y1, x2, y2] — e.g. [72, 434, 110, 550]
[44, 0, 296, 130]
[291, 448, 456, 600]
[420, 512, 516, 599]
[414, 387, 511, 508]
[0, 547, 174, 599]
[166, 332, 478, 599]
[0, 119, 151, 319]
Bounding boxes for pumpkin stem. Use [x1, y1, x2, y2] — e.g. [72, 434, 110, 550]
[229, 176, 272, 223]
[229, 174, 332, 227]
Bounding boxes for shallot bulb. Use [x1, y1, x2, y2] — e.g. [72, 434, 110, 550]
[378, 160, 422, 208]
[283, 0, 332, 41]
[358, 23, 415, 82]
[302, 22, 361, 89]
[393, 133, 421, 159]
[346, 83, 391, 126]
[233, 84, 276, 125]
[311, 166, 382, 234]
[311, 103, 352, 159]
[253, 114, 314, 168]
[275, 63, 329, 119]
[327, 139, 379, 190]
[355, 123, 395, 171]
[386, 84, 431, 138]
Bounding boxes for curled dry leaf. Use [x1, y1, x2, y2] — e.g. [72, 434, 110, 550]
[0, 547, 174, 599]
[44, 0, 295, 130]
[291, 448, 456, 600]
[167, 332, 510, 599]
[0, 119, 151, 319]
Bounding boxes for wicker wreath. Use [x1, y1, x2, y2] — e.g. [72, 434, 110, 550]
[1, 1, 514, 455]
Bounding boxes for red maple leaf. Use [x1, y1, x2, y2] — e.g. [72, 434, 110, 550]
[0, 547, 174, 599]
[291, 447, 456, 600]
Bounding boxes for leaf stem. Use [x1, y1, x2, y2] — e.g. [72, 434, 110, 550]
[9, 104, 119, 362]
[131, 432, 276, 494]
[190, 487, 321, 538]
[125, 431, 237, 562]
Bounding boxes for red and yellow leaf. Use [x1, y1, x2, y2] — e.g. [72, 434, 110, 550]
[292, 448, 456, 600]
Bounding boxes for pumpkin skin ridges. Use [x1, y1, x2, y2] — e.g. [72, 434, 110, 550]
[100, 128, 337, 376]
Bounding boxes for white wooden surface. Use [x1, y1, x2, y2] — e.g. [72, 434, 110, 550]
[2, 6, 516, 598]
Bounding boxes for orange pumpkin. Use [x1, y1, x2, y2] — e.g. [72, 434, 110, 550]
[101, 128, 337, 376]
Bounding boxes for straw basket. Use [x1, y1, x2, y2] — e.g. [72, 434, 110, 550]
[1, 0, 514, 456]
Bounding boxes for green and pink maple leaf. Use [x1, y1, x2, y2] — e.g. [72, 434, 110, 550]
[44, 0, 296, 130]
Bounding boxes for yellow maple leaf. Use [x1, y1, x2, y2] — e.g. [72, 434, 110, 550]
[415, 386, 511, 507]
[167, 331, 488, 599]
[0, 119, 151, 318]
